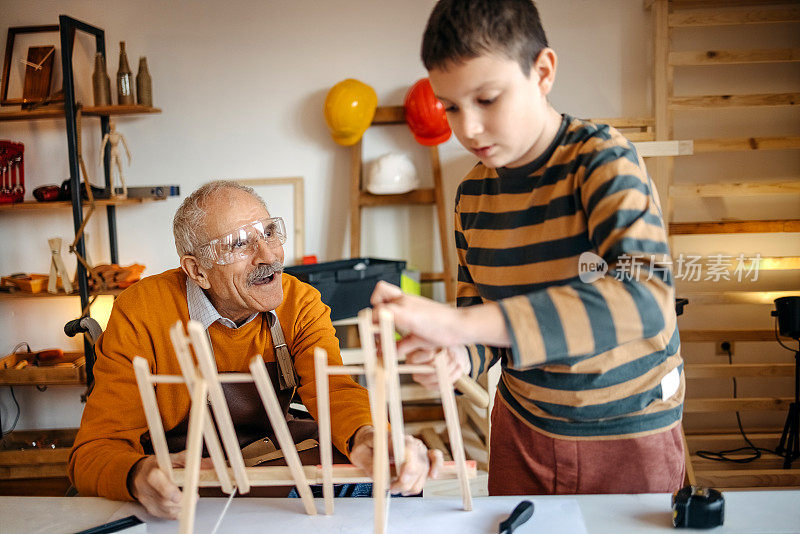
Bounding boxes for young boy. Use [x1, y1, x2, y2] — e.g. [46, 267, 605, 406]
[371, 0, 684, 495]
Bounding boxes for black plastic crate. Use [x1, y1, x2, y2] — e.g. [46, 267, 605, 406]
[284, 258, 406, 321]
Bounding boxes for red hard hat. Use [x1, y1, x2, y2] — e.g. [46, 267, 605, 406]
[403, 78, 451, 146]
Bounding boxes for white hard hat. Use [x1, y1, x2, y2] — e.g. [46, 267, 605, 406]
[366, 152, 419, 195]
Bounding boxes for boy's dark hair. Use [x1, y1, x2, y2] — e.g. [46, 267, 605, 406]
[421, 0, 549, 77]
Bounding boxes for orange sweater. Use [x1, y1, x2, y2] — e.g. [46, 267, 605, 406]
[69, 269, 372, 501]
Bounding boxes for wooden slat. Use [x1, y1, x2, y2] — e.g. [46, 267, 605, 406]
[81, 105, 161, 117]
[670, 219, 800, 234]
[670, 0, 800, 8]
[669, 48, 800, 66]
[693, 136, 800, 152]
[684, 397, 793, 412]
[0, 197, 165, 212]
[671, 181, 800, 197]
[635, 140, 693, 157]
[670, 92, 799, 109]
[358, 188, 435, 207]
[691, 455, 788, 470]
[685, 363, 795, 379]
[675, 291, 800, 305]
[371, 105, 405, 125]
[589, 117, 654, 128]
[0, 448, 70, 466]
[420, 427, 452, 462]
[685, 431, 782, 451]
[680, 330, 778, 342]
[669, 7, 800, 27]
[0, 288, 122, 302]
[0, 104, 160, 122]
[695, 469, 800, 488]
[0, 464, 67, 480]
[671, 255, 800, 271]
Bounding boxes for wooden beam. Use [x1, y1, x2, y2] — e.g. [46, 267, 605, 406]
[670, 219, 800, 234]
[358, 188, 435, 206]
[695, 469, 800, 488]
[684, 431, 782, 452]
[371, 105, 405, 125]
[669, 48, 800, 66]
[684, 397, 793, 412]
[670, 181, 800, 197]
[693, 136, 800, 152]
[685, 363, 795, 379]
[669, 7, 800, 27]
[674, 291, 800, 305]
[635, 140, 693, 157]
[669, 92, 799, 109]
[680, 330, 779, 342]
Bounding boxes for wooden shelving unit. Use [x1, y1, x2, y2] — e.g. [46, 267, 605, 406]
[0, 104, 161, 122]
[651, 0, 800, 490]
[0, 288, 122, 302]
[0, 196, 165, 212]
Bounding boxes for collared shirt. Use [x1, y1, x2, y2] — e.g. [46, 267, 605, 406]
[186, 278, 276, 331]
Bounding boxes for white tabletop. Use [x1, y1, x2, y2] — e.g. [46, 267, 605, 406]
[0, 491, 798, 534]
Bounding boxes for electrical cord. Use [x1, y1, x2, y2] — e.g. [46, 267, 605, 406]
[695, 340, 781, 463]
[1, 342, 29, 438]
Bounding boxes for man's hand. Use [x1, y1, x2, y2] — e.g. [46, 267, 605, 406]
[407, 346, 470, 391]
[128, 451, 213, 519]
[349, 425, 445, 496]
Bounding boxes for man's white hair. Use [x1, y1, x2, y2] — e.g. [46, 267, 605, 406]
[173, 180, 268, 267]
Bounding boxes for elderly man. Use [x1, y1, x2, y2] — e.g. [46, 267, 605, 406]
[69, 180, 441, 518]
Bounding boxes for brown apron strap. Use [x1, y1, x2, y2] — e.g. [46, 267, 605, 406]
[269, 315, 297, 390]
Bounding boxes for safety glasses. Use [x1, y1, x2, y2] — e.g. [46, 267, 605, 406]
[199, 216, 286, 265]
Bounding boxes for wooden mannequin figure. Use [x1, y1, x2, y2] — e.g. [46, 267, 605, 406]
[99, 120, 131, 198]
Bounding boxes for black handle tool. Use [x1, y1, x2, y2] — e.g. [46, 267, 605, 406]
[499, 500, 535, 533]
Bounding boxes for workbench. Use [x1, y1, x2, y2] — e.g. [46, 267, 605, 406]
[1, 491, 798, 533]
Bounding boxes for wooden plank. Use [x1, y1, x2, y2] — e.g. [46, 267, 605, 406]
[170, 461, 477, 487]
[0, 464, 68, 480]
[670, 219, 800, 234]
[669, 7, 800, 27]
[371, 105, 405, 125]
[349, 140, 363, 258]
[81, 105, 161, 117]
[653, 0, 674, 226]
[590, 117, 655, 128]
[669, 48, 800, 66]
[0, 197, 165, 212]
[684, 432, 782, 452]
[693, 136, 800, 152]
[673, 255, 800, 271]
[314, 349, 334, 515]
[675, 291, 800, 305]
[435, 354, 472, 511]
[684, 397, 793, 412]
[670, 0, 800, 9]
[670, 92, 799, 109]
[670, 181, 800, 197]
[0, 104, 160, 122]
[358, 188, 436, 206]
[690, 456, 788, 471]
[0, 448, 70, 466]
[635, 140, 693, 157]
[431, 145, 456, 302]
[695, 469, 800, 488]
[420, 271, 445, 282]
[680, 330, 778, 342]
[685, 363, 795, 379]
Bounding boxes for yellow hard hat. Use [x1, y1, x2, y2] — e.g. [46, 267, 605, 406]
[324, 79, 377, 146]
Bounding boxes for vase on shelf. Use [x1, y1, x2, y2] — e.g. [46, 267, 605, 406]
[92, 53, 112, 106]
[136, 57, 152, 107]
[116, 41, 134, 105]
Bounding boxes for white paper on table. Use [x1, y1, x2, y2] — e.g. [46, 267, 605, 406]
[111, 496, 587, 533]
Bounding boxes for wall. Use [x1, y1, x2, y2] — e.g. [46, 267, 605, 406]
[0, 1, 793, 433]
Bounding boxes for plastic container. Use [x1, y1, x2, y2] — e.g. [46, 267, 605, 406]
[284, 258, 406, 321]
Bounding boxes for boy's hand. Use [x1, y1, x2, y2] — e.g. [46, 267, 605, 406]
[128, 451, 213, 519]
[370, 281, 464, 348]
[349, 425, 444, 496]
[370, 281, 511, 350]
